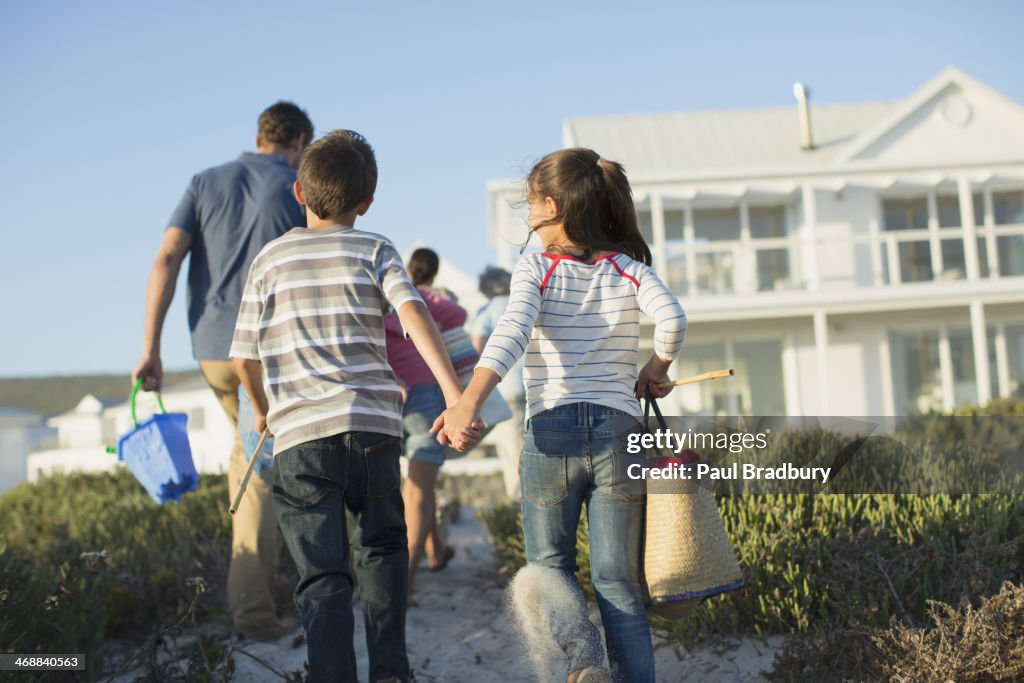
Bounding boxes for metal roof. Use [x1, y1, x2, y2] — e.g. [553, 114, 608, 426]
[563, 101, 898, 175]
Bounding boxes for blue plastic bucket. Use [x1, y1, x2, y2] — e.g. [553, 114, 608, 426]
[116, 379, 199, 504]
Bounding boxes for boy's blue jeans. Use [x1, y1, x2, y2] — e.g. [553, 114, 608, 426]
[273, 432, 409, 683]
[520, 402, 654, 683]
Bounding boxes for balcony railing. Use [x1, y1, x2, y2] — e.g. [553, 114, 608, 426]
[655, 224, 1024, 297]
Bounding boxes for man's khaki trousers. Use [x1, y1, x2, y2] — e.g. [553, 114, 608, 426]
[199, 360, 281, 634]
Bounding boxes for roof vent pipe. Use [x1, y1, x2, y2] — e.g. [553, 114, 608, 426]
[793, 83, 814, 150]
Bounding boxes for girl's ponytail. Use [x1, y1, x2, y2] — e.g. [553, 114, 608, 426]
[597, 158, 652, 266]
[527, 148, 652, 266]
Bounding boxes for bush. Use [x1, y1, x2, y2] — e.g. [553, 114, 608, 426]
[768, 581, 1024, 682]
[479, 407, 1024, 627]
[480, 493, 1024, 645]
[0, 470, 233, 679]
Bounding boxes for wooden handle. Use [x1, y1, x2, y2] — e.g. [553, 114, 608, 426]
[229, 429, 269, 515]
[658, 368, 734, 388]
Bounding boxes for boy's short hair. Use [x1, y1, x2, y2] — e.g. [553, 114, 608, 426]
[297, 130, 378, 219]
[257, 101, 314, 147]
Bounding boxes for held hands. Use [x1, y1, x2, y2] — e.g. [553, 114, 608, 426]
[636, 355, 674, 400]
[430, 402, 485, 452]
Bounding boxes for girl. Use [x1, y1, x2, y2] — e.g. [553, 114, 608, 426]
[434, 148, 686, 682]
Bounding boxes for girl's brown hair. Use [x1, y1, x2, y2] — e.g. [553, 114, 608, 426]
[527, 147, 651, 265]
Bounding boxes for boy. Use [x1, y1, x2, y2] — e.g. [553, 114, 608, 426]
[230, 130, 478, 683]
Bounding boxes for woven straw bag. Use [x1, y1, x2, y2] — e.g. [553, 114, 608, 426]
[642, 395, 744, 619]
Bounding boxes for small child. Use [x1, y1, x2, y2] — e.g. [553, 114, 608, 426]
[435, 148, 687, 683]
[230, 130, 478, 683]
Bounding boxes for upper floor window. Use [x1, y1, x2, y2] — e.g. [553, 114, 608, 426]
[749, 205, 789, 238]
[694, 208, 740, 242]
[936, 195, 962, 227]
[883, 197, 928, 230]
[993, 191, 1024, 225]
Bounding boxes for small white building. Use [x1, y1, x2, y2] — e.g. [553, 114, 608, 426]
[487, 67, 1024, 416]
[0, 407, 54, 492]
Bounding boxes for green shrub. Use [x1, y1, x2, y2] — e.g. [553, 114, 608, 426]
[0, 470, 232, 679]
[480, 493, 1024, 645]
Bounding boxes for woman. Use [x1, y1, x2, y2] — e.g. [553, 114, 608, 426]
[384, 247, 475, 597]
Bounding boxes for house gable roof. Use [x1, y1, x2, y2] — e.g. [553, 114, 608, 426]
[564, 101, 897, 176]
[837, 66, 1024, 164]
[560, 67, 1024, 180]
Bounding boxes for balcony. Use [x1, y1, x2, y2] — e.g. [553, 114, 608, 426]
[638, 186, 1024, 298]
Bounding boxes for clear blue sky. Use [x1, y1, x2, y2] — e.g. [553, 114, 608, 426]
[1, 0, 1021, 377]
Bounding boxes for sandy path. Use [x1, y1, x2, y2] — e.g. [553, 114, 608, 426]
[222, 508, 781, 682]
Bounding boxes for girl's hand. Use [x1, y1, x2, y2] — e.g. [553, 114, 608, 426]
[431, 404, 484, 451]
[637, 355, 673, 399]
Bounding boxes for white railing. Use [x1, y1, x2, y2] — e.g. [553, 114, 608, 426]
[655, 224, 1024, 297]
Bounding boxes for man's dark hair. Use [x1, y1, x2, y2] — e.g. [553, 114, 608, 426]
[478, 266, 512, 298]
[297, 130, 378, 219]
[257, 101, 314, 147]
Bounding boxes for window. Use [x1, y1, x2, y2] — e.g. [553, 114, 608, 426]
[757, 250, 791, 291]
[1007, 324, 1024, 399]
[637, 210, 653, 242]
[948, 329, 978, 407]
[883, 198, 928, 231]
[664, 209, 685, 243]
[750, 205, 788, 238]
[666, 253, 688, 295]
[890, 330, 942, 414]
[974, 192, 986, 227]
[993, 191, 1024, 225]
[936, 195, 961, 227]
[940, 239, 966, 280]
[693, 208, 740, 242]
[997, 235, 1024, 276]
[898, 241, 933, 282]
[675, 339, 786, 415]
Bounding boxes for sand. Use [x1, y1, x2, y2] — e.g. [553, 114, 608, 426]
[113, 508, 781, 682]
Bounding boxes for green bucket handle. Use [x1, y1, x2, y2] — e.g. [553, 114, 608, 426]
[107, 379, 167, 454]
[129, 378, 166, 428]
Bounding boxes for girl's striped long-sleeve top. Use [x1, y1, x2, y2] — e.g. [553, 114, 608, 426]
[476, 251, 687, 418]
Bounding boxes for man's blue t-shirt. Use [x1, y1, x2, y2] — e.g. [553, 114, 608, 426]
[168, 152, 305, 360]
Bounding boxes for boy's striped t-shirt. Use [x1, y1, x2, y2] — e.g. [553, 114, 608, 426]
[229, 225, 422, 454]
[477, 252, 687, 418]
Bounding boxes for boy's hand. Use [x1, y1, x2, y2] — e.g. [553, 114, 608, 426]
[132, 353, 163, 392]
[637, 356, 673, 400]
[252, 411, 270, 437]
[431, 404, 484, 452]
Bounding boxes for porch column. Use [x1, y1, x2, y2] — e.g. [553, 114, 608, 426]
[813, 310, 830, 414]
[801, 183, 820, 290]
[958, 175, 980, 281]
[650, 192, 669, 279]
[970, 301, 992, 405]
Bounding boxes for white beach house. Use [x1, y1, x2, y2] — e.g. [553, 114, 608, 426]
[0, 407, 54, 492]
[486, 67, 1024, 417]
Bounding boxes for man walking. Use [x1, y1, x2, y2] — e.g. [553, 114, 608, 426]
[132, 101, 313, 641]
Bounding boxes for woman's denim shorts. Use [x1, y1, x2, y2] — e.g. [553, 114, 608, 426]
[403, 383, 464, 466]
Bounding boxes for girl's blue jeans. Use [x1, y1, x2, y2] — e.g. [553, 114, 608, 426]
[520, 402, 654, 683]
